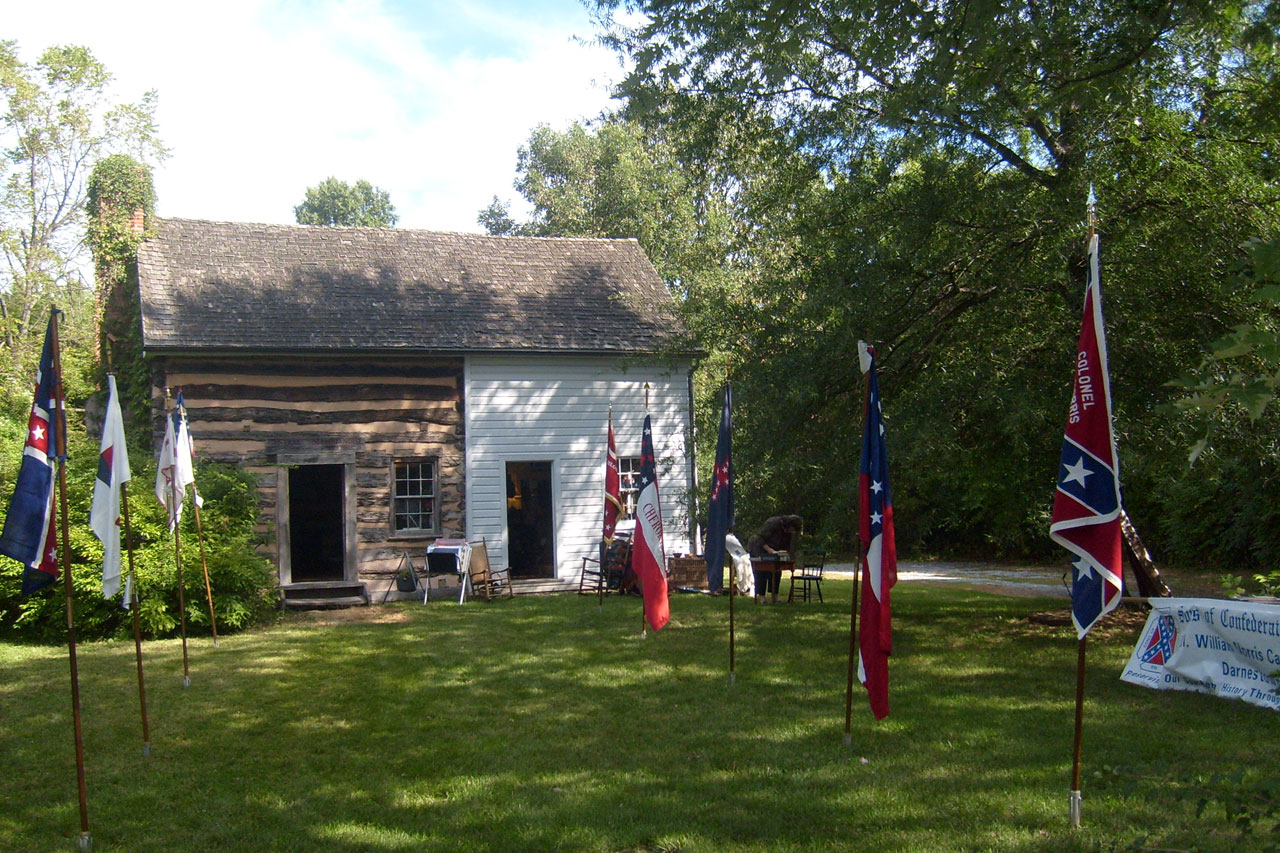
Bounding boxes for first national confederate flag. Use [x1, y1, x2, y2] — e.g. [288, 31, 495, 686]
[631, 414, 670, 632]
[857, 343, 896, 720]
[0, 314, 65, 596]
[1050, 233, 1124, 639]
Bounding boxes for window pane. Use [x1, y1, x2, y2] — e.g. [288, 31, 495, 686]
[393, 460, 436, 532]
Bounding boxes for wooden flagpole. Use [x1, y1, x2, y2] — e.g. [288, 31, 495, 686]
[165, 389, 191, 687]
[178, 396, 219, 646]
[640, 383, 650, 640]
[600, 405, 614, 610]
[844, 353, 871, 746]
[728, 563, 736, 685]
[192, 503, 219, 647]
[1069, 187, 1099, 828]
[120, 480, 151, 756]
[103, 346, 151, 756]
[50, 309, 92, 850]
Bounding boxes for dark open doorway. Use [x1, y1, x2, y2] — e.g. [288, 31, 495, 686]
[289, 464, 346, 582]
[506, 460, 554, 579]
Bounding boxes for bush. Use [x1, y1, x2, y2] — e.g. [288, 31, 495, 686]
[0, 410, 277, 641]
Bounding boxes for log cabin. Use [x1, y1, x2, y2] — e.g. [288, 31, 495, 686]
[132, 219, 698, 605]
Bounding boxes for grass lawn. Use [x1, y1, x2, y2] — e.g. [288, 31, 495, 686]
[1, 581, 1277, 852]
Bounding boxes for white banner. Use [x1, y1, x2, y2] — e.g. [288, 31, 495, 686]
[1121, 597, 1280, 712]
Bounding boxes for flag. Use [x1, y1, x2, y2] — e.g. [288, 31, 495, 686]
[155, 406, 182, 529]
[174, 393, 202, 509]
[0, 314, 65, 596]
[704, 384, 733, 593]
[604, 410, 622, 545]
[1050, 233, 1124, 639]
[857, 342, 896, 720]
[631, 414, 670, 631]
[91, 375, 132, 600]
[155, 393, 200, 530]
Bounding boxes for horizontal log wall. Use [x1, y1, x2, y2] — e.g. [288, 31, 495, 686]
[154, 355, 465, 587]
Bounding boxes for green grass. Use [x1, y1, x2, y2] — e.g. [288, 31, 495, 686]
[2, 582, 1277, 852]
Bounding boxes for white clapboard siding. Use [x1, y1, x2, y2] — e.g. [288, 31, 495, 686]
[465, 354, 695, 578]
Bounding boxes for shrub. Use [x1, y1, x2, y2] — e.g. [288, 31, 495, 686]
[0, 410, 276, 641]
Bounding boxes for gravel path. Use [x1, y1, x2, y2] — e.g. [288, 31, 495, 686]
[825, 559, 1220, 599]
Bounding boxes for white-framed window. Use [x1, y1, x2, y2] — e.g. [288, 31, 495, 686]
[392, 458, 438, 535]
[619, 456, 642, 518]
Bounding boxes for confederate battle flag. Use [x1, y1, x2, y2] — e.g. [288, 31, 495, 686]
[1050, 233, 1124, 639]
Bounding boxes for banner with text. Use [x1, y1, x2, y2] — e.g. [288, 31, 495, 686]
[1121, 597, 1280, 712]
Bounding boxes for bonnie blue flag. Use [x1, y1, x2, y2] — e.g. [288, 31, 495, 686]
[0, 315, 65, 596]
[92, 375, 132, 600]
[704, 385, 733, 593]
[1050, 234, 1124, 638]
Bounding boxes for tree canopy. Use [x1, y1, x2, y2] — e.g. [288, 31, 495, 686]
[0, 41, 165, 395]
[293, 177, 398, 227]
[512, 1, 1280, 570]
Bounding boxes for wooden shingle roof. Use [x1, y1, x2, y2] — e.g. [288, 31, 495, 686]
[136, 218, 692, 354]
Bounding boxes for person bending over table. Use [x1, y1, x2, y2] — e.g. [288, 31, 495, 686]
[747, 514, 803, 603]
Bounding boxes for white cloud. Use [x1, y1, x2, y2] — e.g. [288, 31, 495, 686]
[7, 0, 623, 231]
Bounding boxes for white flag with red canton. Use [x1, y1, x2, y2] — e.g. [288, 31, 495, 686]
[91, 375, 132, 600]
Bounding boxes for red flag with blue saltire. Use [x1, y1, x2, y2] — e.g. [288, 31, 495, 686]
[1050, 233, 1124, 639]
[0, 314, 66, 596]
[857, 343, 896, 720]
[631, 414, 670, 631]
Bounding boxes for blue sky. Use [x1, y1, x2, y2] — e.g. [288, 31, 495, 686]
[7, 0, 628, 232]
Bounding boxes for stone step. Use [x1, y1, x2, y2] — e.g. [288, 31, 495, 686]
[283, 595, 370, 609]
[280, 581, 368, 609]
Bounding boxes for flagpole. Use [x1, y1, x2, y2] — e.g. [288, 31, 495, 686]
[601, 406, 614, 611]
[640, 384, 652, 640]
[844, 359, 871, 746]
[165, 389, 192, 687]
[192, 502, 219, 646]
[104, 355, 151, 755]
[50, 310, 92, 850]
[1068, 185, 1100, 828]
[178, 395, 219, 646]
[120, 480, 151, 755]
[728, 560, 736, 685]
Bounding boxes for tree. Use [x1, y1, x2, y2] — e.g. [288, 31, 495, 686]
[294, 177, 398, 227]
[0, 41, 165, 393]
[584, 1, 1280, 564]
